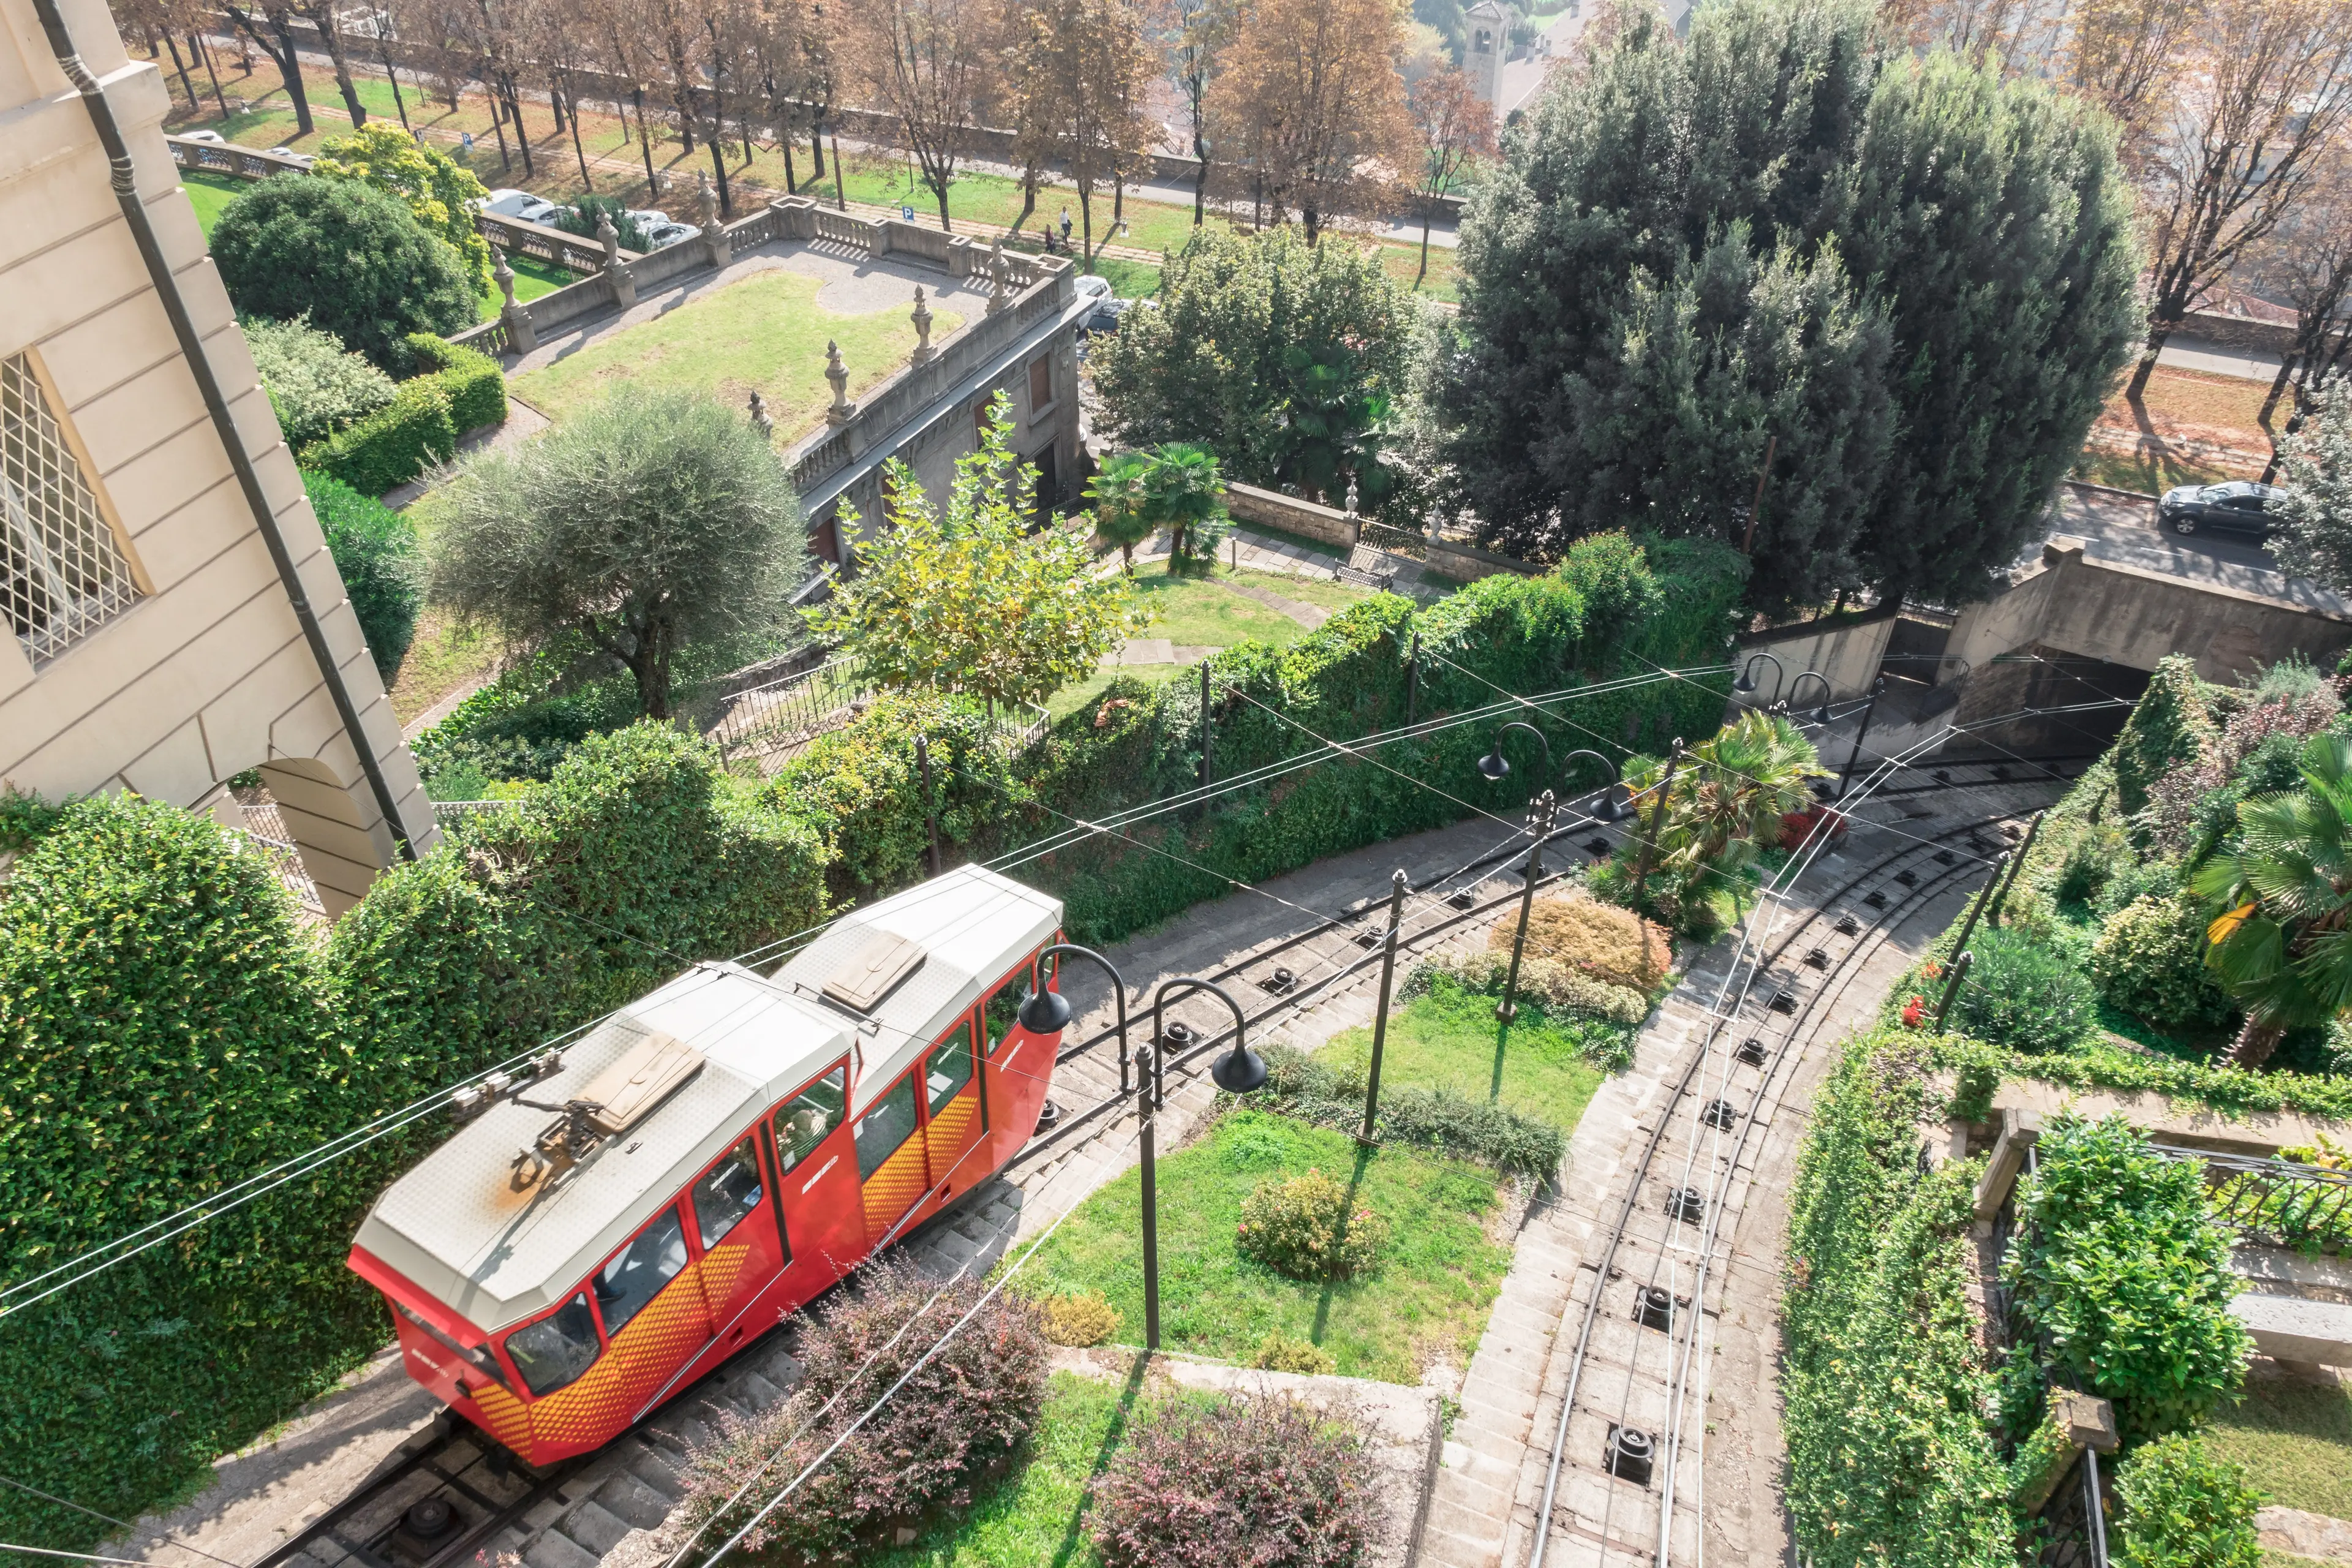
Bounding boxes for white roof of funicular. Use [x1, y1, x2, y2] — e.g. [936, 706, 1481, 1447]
[353, 866, 1061, 1335]
[774, 864, 1061, 1117]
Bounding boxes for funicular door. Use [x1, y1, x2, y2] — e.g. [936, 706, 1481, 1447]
[980, 948, 1054, 1158]
[767, 1063, 865, 1292]
[681, 1131, 789, 1368]
[854, 1066, 931, 1246]
[920, 1019, 988, 1210]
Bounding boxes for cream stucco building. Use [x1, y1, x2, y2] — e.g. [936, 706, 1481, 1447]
[1, 0, 436, 914]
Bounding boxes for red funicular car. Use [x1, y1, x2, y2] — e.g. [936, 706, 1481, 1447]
[349, 865, 1066, 1464]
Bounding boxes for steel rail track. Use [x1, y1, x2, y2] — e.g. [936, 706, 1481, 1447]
[1523, 788, 2056, 1568]
[253, 1414, 583, 1568]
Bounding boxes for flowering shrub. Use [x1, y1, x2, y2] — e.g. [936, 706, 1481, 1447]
[1087, 1393, 1379, 1568]
[676, 1263, 1049, 1561]
[1504, 894, 1674, 992]
[1900, 995, 1927, 1028]
[1237, 1168, 1391, 1280]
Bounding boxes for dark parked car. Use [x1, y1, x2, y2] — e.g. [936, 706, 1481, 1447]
[2157, 480, 2283, 540]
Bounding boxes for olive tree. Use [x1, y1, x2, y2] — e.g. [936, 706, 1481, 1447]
[429, 391, 806, 718]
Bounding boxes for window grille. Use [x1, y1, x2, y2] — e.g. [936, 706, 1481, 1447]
[2, 352, 143, 664]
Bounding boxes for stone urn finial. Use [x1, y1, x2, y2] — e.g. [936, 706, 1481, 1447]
[697, 171, 719, 228]
[1345, 473, 1360, 518]
[824, 339, 854, 425]
[748, 389, 773, 442]
[595, 209, 620, 266]
[493, 249, 518, 310]
[986, 241, 1010, 315]
[910, 285, 935, 363]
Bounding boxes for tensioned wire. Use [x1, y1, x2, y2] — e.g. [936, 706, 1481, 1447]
[1, 666, 1707, 1318]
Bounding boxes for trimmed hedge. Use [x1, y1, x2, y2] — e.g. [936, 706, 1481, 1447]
[1781, 1036, 2015, 1568]
[2111, 1433, 2263, 1568]
[296, 334, 505, 496]
[304, 470, 423, 679]
[404, 332, 507, 432]
[300, 375, 456, 496]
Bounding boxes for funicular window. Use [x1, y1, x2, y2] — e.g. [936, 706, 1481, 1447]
[394, 1301, 512, 1392]
[774, 1065, 848, 1173]
[504, 1293, 600, 1396]
[982, 968, 1028, 1057]
[693, 1137, 766, 1250]
[854, 1075, 921, 1180]
[927, 1022, 975, 1115]
[594, 1206, 689, 1338]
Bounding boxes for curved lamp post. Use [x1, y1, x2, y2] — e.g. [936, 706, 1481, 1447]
[1559, 748, 1629, 822]
[1836, 676, 1886, 799]
[1477, 719, 1550, 783]
[1785, 671, 1833, 726]
[1017, 943, 1132, 1092]
[1137, 978, 1263, 1349]
[1732, 651, 1784, 703]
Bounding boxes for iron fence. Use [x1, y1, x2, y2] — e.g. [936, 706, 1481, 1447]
[2030, 1449, 2110, 1568]
[2149, 1142, 2352, 1254]
[1357, 519, 1428, 561]
[710, 658, 870, 759]
[232, 799, 325, 917]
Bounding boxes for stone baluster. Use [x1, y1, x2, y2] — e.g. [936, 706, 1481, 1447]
[986, 241, 1010, 315]
[699, 173, 732, 269]
[494, 251, 538, 356]
[825, 341, 856, 426]
[597, 211, 639, 311]
[910, 287, 936, 364]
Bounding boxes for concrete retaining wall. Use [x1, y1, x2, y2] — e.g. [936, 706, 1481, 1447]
[1733, 606, 1898, 705]
[1425, 537, 1541, 583]
[1224, 482, 1357, 550]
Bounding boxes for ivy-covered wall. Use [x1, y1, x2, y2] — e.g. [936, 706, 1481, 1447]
[0, 532, 1738, 1545]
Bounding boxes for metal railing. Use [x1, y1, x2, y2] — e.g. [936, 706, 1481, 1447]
[1357, 518, 1428, 561]
[164, 134, 308, 180]
[232, 799, 325, 916]
[431, 798, 525, 826]
[2150, 1142, 2352, 1254]
[710, 657, 869, 759]
[2032, 1449, 2110, 1568]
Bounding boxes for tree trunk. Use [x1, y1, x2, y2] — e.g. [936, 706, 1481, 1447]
[505, 76, 535, 176]
[549, 75, 565, 132]
[308, 10, 367, 127]
[1011, 167, 1036, 234]
[489, 85, 511, 172]
[1192, 111, 1208, 226]
[710, 134, 732, 216]
[2260, 355, 2299, 429]
[782, 132, 797, 192]
[164, 34, 198, 111]
[810, 123, 824, 176]
[635, 89, 657, 190]
[1303, 204, 1321, 245]
[1415, 209, 1432, 290]
[196, 34, 229, 115]
[2228, 1016, 2286, 1069]
[2127, 323, 2171, 400]
[263, 12, 314, 138]
[1079, 185, 1093, 268]
[380, 38, 410, 130]
[567, 78, 592, 188]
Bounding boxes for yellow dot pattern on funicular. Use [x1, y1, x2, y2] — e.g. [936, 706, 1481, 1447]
[861, 1134, 929, 1244]
[467, 1238, 759, 1455]
[925, 1088, 980, 1177]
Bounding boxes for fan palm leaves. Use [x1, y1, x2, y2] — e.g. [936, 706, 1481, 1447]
[1627, 711, 1830, 882]
[2190, 730, 2352, 1067]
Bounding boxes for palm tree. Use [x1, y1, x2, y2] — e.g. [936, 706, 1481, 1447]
[1140, 442, 1229, 572]
[1087, 450, 1155, 572]
[1624, 712, 1829, 889]
[2191, 730, 2352, 1068]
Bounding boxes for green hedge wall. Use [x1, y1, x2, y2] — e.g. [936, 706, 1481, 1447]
[304, 470, 423, 679]
[1781, 1033, 2015, 1568]
[300, 375, 456, 496]
[295, 333, 506, 496]
[404, 331, 508, 432]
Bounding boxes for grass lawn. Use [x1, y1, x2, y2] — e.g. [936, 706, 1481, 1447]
[2204, 1377, 2352, 1520]
[1019, 1109, 1511, 1382]
[1314, 987, 1611, 1129]
[2070, 444, 2244, 494]
[508, 269, 954, 431]
[2111, 364, 2274, 437]
[862, 1370, 1144, 1568]
[1123, 569, 1321, 649]
[386, 608, 503, 728]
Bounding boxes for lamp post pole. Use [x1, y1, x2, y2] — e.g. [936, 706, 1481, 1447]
[1933, 951, 1975, 1031]
[1498, 791, 1557, 1023]
[1988, 813, 2043, 927]
[1360, 869, 1409, 1141]
[1929, 853, 2008, 1030]
[1139, 977, 1264, 1352]
[1838, 677, 1885, 799]
[1134, 1042, 1162, 1349]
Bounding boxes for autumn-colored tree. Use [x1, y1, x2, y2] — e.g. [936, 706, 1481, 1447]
[312, 122, 496, 292]
[2125, 0, 2352, 398]
[2059, 0, 2203, 157]
[219, 0, 315, 137]
[2246, 144, 2352, 439]
[1172, 0, 1237, 224]
[1207, 0, 1419, 241]
[1406, 63, 1491, 289]
[849, 0, 998, 232]
[1011, 0, 1161, 263]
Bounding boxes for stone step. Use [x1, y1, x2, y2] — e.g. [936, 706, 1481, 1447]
[556, 1498, 633, 1556]
[521, 1528, 602, 1568]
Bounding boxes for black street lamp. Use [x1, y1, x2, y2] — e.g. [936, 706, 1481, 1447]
[1493, 791, 1558, 1022]
[1559, 748, 1628, 822]
[1732, 651, 1784, 703]
[1476, 718, 1549, 782]
[1785, 671, 1833, 726]
[1020, 968, 1263, 1352]
[1018, 943, 1133, 1092]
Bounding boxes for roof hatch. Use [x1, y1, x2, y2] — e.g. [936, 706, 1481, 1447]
[573, 1030, 705, 1136]
[821, 930, 927, 1014]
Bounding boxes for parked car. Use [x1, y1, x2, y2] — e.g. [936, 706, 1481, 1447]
[266, 146, 315, 168]
[2157, 480, 2285, 540]
[639, 219, 699, 249]
[479, 189, 560, 225]
[179, 129, 225, 144]
[1074, 273, 1112, 301]
[1085, 295, 1131, 335]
